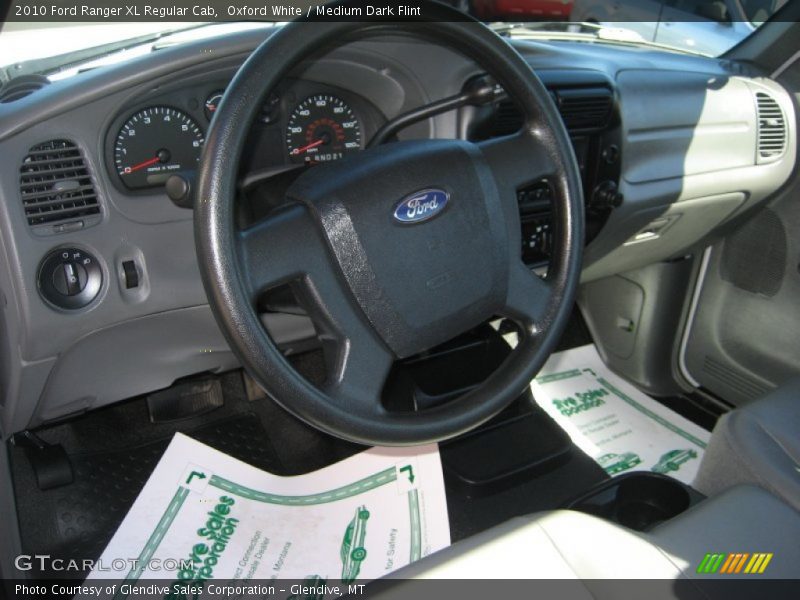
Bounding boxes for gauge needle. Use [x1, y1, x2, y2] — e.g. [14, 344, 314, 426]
[124, 156, 160, 174]
[291, 139, 324, 155]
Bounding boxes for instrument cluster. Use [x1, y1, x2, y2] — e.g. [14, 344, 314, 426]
[105, 78, 383, 195]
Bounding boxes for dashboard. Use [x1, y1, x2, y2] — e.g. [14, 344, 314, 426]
[0, 26, 795, 434]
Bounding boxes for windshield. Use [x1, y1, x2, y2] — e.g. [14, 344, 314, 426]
[0, 21, 277, 81]
[0, 0, 790, 80]
[481, 0, 788, 56]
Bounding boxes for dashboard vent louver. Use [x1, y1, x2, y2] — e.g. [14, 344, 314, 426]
[492, 86, 613, 137]
[0, 75, 50, 103]
[556, 88, 613, 131]
[19, 140, 102, 232]
[493, 99, 525, 136]
[755, 92, 786, 163]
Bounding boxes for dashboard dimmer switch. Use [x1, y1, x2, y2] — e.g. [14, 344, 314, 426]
[122, 260, 139, 289]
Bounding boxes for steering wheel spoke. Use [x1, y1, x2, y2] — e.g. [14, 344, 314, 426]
[325, 332, 395, 414]
[478, 129, 557, 197]
[503, 261, 554, 335]
[237, 204, 315, 301]
[297, 263, 395, 412]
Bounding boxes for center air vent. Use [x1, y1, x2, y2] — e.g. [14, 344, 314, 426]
[556, 87, 613, 131]
[19, 140, 102, 234]
[491, 86, 613, 137]
[755, 92, 786, 163]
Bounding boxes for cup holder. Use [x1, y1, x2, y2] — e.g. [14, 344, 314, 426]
[614, 475, 692, 530]
[566, 472, 702, 531]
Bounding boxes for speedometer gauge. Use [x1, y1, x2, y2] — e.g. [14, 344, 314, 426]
[286, 95, 361, 164]
[114, 106, 204, 190]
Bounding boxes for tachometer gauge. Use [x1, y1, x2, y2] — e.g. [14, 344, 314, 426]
[114, 106, 204, 190]
[286, 95, 361, 164]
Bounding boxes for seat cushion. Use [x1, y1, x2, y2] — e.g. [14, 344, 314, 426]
[694, 378, 800, 511]
[382, 509, 683, 581]
[376, 509, 697, 600]
[652, 484, 800, 579]
[375, 486, 799, 596]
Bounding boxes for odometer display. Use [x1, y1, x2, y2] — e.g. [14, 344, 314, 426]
[114, 106, 204, 190]
[286, 95, 361, 164]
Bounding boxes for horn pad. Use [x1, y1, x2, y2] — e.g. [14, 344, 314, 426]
[288, 139, 510, 358]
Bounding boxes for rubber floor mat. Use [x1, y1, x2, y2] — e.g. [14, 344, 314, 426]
[13, 414, 280, 579]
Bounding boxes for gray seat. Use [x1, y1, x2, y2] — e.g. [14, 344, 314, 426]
[694, 379, 800, 511]
[376, 485, 799, 597]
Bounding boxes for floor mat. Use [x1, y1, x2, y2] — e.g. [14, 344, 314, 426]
[84, 434, 450, 584]
[9, 369, 360, 580]
[530, 345, 711, 486]
[11, 352, 610, 581]
[12, 414, 281, 579]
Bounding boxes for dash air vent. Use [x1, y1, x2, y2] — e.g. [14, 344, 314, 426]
[19, 140, 102, 234]
[493, 99, 525, 136]
[755, 92, 786, 163]
[491, 86, 613, 137]
[556, 88, 613, 131]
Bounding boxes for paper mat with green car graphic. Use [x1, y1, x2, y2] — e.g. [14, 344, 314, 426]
[83, 433, 449, 596]
[529, 344, 710, 485]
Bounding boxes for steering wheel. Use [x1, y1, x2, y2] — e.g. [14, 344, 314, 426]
[195, 4, 584, 446]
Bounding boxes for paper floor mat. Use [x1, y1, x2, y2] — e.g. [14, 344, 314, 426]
[530, 344, 710, 485]
[82, 434, 450, 594]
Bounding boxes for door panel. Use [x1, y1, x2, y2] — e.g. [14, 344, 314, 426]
[683, 193, 800, 406]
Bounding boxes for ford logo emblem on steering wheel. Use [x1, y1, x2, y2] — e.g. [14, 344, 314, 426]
[393, 189, 450, 224]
